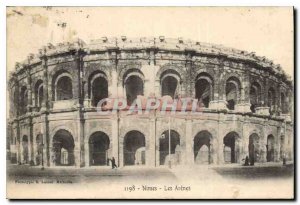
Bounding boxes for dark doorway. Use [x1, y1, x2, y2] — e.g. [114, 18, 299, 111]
[159, 130, 180, 165]
[249, 133, 260, 163]
[226, 77, 240, 110]
[266, 135, 275, 162]
[91, 77, 108, 107]
[223, 132, 240, 163]
[195, 78, 212, 108]
[123, 131, 146, 166]
[194, 131, 213, 164]
[125, 76, 144, 105]
[161, 76, 178, 98]
[250, 82, 261, 113]
[89, 132, 110, 166]
[52, 130, 75, 166]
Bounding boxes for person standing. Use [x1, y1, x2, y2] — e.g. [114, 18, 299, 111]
[111, 157, 117, 169]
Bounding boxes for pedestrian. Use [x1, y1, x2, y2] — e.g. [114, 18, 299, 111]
[244, 156, 249, 166]
[111, 157, 117, 169]
[283, 153, 286, 166]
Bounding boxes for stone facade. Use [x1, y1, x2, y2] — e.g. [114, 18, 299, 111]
[7, 37, 294, 168]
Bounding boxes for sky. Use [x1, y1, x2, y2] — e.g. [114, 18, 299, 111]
[6, 7, 294, 78]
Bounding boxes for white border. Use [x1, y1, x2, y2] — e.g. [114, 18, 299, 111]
[1, 0, 298, 204]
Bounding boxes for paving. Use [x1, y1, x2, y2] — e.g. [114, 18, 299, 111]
[7, 161, 294, 183]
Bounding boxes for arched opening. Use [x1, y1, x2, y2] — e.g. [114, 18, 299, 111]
[193, 131, 213, 164]
[52, 130, 75, 166]
[159, 130, 181, 165]
[195, 74, 213, 108]
[161, 70, 181, 99]
[36, 134, 43, 166]
[249, 133, 260, 163]
[55, 75, 73, 101]
[226, 77, 241, 110]
[123, 131, 146, 166]
[266, 135, 275, 162]
[250, 82, 261, 113]
[35, 80, 43, 111]
[20, 86, 28, 115]
[89, 73, 108, 107]
[22, 135, 29, 164]
[89, 132, 110, 166]
[268, 87, 276, 115]
[162, 76, 178, 98]
[124, 74, 144, 105]
[223, 132, 241, 163]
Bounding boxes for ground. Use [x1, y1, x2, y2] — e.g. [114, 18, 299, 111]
[7, 162, 294, 199]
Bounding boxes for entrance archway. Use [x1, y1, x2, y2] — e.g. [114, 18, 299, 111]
[22, 135, 29, 164]
[123, 131, 146, 166]
[159, 130, 181, 165]
[194, 131, 213, 164]
[249, 133, 260, 163]
[223, 132, 241, 163]
[266, 135, 275, 162]
[89, 132, 110, 166]
[52, 129, 75, 166]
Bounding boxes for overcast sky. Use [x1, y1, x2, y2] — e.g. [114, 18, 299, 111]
[7, 7, 294, 78]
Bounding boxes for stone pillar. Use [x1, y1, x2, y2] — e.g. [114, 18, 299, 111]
[242, 120, 249, 160]
[154, 80, 160, 97]
[15, 122, 21, 164]
[255, 77, 270, 115]
[82, 62, 90, 108]
[84, 139, 89, 167]
[26, 69, 33, 113]
[260, 127, 267, 163]
[76, 51, 85, 168]
[209, 69, 227, 110]
[217, 114, 225, 164]
[112, 117, 119, 166]
[79, 118, 85, 168]
[148, 117, 156, 167]
[275, 126, 281, 162]
[74, 121, 81, 168]
[185, 51, 193, 97]
[211, 136, 219, 165]
[39, 50, 50, 167]
[185, 119, 194, 165]
[110, 67, 118, 98]
[236, 71, 251, 113]
[41, 114, 50, 167]
[155, 120, 160, 166]
[28, 118, 34, 163]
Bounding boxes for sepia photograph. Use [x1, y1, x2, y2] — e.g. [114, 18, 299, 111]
[5, 6, 294, 199]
